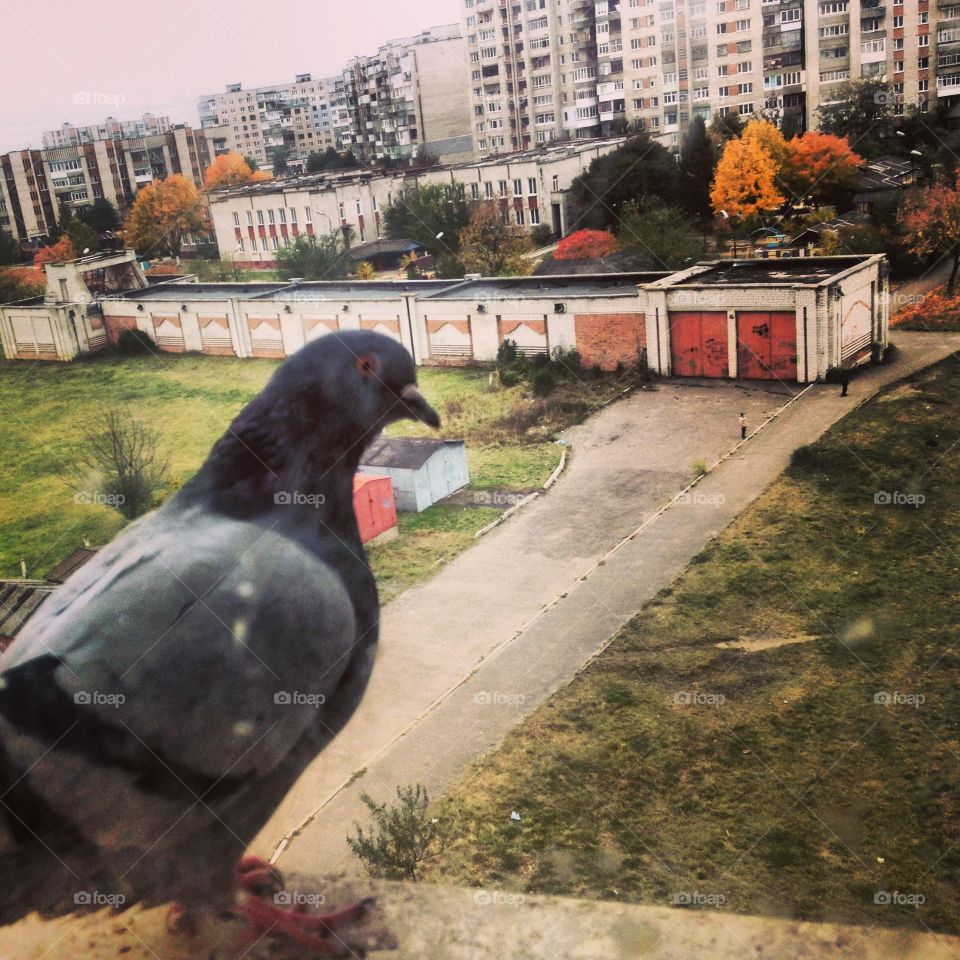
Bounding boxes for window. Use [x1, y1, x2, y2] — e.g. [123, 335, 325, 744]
[232, 212, 240, 226]
[515, 207, 525, 225]
[513, 178, 523, 196]
[304, 207, 312, 223]
[246, 211, 253, 226]
[256, 210, 264, 225]
[527, 177, 537, 195]
[289, 207, 297, 224]
[268, 209, 275, 224]
[530, 206, 541, 225]
[552, 174, 559, 191]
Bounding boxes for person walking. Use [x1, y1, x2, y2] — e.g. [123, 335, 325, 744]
[840, 372, 850, 397]
[739, 411, 747, 440]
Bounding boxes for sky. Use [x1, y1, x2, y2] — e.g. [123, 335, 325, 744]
[0, 0, 460, 153]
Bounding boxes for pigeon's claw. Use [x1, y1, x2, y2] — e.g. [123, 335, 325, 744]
[236, 854, 285, 897]
[235, 894, 372, 955]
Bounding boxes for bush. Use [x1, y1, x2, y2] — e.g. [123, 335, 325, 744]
[346, 784, 455, 881]
[531, 224, 554, 247]
[550, 345, 583, 380]
[532, 367, 558, 397]
[117, 328, 156, 355]
[891, 288, 960, 332]
[499, 367, 523, 388]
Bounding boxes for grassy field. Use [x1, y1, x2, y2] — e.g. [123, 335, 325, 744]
[0, 353, 622, 592]
[424, 355, 960, 934]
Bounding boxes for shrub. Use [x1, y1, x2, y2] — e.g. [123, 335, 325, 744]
[555, 229, 617, 261]
[532, 366, 558, 397]
[117, 328, 156, 355]
[346, 784, 455, 881]
[891, 287, 960, 332]
[499, 367, 523, 388]
[531, 224, 554, 247]
[693, 460, 708, 478]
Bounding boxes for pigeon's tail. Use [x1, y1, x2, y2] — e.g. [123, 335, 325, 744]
[0, 739, 113, 925]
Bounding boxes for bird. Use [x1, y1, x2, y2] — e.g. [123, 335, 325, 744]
[0, 329, 440, 947]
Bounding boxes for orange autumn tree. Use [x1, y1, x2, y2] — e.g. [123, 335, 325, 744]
[554, 228, 617, 260]
[900, 169, 960, 296]
[710, 135, 785, 223]
[124, 175, 209, 259]
[34, 236, 76, 268]
[203, 152, 256, 190]
[740, 118, 790, 173]
[783, 132, 863, 204]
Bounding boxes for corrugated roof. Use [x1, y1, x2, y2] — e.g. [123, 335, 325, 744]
[0, 581, 54, 640]
[45, 546, 98, 583]
[361, 436, 465, 470]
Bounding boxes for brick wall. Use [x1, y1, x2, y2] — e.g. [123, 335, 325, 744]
[103, 315, 138, 346]
[574, 313, 646, 371]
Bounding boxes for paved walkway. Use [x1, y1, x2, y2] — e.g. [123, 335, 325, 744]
[261, 332, 960, 873]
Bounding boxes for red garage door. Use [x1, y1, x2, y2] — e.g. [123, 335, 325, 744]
[669, 312, 729, 378]
[736, 312, 797, 381]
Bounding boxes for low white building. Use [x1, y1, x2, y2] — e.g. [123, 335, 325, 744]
[1, 251, 889, 385]
[206, 139, 628, 267]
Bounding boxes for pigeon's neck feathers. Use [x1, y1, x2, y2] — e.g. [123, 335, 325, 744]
[185, 388, 369, 519]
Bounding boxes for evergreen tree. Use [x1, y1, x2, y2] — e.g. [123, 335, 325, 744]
[679, 116, 717, 220]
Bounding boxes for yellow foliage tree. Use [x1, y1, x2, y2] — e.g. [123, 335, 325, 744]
[203, 152, 255, 190]
[124, 175, 209, 259]
[740, 118, 790, 171]
[710, 136, 785, 223]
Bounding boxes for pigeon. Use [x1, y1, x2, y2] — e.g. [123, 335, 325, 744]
[0, 330, 439, 942]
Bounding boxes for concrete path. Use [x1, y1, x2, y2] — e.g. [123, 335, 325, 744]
[261, 331, 960, 873]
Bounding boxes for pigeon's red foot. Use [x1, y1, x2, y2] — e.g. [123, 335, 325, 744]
[234, 893, 372, 954]
[236, 854, 284, 897]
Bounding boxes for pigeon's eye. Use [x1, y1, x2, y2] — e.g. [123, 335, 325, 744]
[355, 354, 380, 380]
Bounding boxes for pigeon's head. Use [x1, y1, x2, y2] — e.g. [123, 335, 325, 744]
[274, 329, 440, 435]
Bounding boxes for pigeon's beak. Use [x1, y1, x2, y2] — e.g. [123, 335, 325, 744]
[400, 383, 441, 428]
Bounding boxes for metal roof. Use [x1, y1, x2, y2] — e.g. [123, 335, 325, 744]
[657, 256, 875, 288]
[0, 581, 54, 642]
[420, 273, 661, 300]
[361, 436, 465, 470]
[45, 546, 98, 583]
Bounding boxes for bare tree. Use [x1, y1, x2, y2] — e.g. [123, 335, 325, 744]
[73, 409, 170, 520]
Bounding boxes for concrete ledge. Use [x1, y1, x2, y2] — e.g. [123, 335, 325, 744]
[1, 878, 957, 959]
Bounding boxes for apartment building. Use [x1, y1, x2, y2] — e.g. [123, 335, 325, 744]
[198, 74, 336, 173]
[0, 127, 212, 244]
[463, 0, 960, 157]
[42, 114, 172, 149]
[329, 26, 474, 165]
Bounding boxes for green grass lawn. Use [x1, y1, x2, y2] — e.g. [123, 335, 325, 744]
[424, 355, 960, 935]
[0, 353, 614, 588]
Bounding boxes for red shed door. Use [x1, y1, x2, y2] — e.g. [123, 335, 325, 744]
[736, 312, 797, 381]
[669, 311, 728, 378]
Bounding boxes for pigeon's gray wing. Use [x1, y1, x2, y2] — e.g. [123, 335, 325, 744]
[0, 503, 359, 797]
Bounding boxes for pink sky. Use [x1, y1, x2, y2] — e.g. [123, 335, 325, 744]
[0, 0, 460, 152]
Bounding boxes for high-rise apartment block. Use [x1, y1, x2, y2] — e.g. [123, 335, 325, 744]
[329, 26, 475, 165]
[42, 114, 172, 149]
[463, 0, 958, 155]
[0, 126, 212, 244]
[198, 74, 337, 173]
